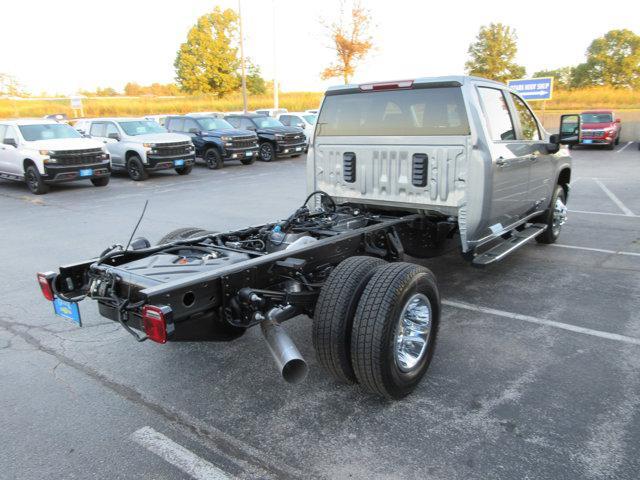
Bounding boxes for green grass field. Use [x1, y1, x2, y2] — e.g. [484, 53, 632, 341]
[1, 87, 638, 119]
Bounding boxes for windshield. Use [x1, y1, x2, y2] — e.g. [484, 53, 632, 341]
[19, 123, 82, 141]
[197, 117, 234, 131]
[317, 87, 470, 136]
[253, 117, 283, 128]
[581, 113, 613, 123]
[303, 114, 317, 124]
[118, 120, 167, 136]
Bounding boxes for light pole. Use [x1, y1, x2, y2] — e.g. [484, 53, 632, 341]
[273, 0, 278, 110]
[238, 0, 248, 113]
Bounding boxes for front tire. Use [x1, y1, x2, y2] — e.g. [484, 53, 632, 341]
[351, 263, 440, 399]
[127, 155, 149, 181]
[535, 185, 566, 244]
[240, 155, 255, 165]
[25, 165, 49, 195]
[204, 148, 223, 170]
[91, 176, 110, 187]
[259, 142, 275, 162]
[313, 256, 386, 384]
[175, 164, 192, 175]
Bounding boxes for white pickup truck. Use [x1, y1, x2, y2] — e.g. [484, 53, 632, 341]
[0, 119, 110, 194]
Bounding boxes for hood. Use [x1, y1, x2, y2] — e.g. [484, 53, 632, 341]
[202, 128, 255, 138]
[582, 122, 615, 129]
[127, 133, 191, 144]
[258, 126, 305, 135]
[27, 137, 105, 150]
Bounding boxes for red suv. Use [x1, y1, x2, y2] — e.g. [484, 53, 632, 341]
[578, 110, 621, 150]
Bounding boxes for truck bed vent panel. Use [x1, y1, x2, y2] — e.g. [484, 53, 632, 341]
[412, 153, 428, 187]
[343, 152, 356, 183]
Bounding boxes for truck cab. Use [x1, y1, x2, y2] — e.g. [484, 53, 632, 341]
[277, 112, 317, 149]
[578, 110, 621, 149]
[165, 115, 258, 169]
[310, 76, 575, 262]
[0, 119, 111, 194]
[224, 114, 306, 162]
[74, 118, 195, 181]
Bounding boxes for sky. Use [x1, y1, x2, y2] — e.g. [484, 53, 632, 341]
[0, 0, 637, 96]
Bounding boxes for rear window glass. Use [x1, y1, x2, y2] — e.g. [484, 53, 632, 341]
[316, 87, 470, 136]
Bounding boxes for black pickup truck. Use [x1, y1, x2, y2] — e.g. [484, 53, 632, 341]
[165, 115, 259, 169]
[224, 114, 306, 162]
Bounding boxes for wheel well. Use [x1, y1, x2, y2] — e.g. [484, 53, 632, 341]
[557, 168, 571, 196]
[203, 143, 221, 153]
[23, 159, 35, 172]
[125, 150, 139, 161]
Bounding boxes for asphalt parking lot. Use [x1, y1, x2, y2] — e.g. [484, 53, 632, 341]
[1, 143, 639, 480]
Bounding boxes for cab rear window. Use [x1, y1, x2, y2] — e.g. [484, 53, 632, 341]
[316, 87, 470, 136]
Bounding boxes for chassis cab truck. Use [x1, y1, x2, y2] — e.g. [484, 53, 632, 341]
[38, 76, 580, 399]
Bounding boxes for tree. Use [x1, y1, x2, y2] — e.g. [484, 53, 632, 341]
[244, 61, 266, 95]
[532, 67, 574, 89]
[174, 7, 240, 96]
[465, 23, 526, 83]
[321, 0, 373, 84]
[0, 73, 27, 97]
[572, 29, 640, 88]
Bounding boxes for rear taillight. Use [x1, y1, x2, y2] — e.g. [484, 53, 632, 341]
[142, 305, 173, 344]
[360, 80, 413, 91]
[37, 272, 55, 301]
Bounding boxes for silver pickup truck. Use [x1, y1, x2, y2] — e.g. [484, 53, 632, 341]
[38, 76, 581, 400]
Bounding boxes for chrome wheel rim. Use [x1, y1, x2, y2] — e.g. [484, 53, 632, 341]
[394, 293, 432, 373]
[260, 144, 272, 161]
[552, 197, 567, 236]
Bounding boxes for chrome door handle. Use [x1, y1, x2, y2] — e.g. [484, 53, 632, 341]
[496, 157, 507, 167]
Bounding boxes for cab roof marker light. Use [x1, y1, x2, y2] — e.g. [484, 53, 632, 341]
[360, 80, 414, 91]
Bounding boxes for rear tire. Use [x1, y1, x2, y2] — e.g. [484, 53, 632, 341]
[91, 176, 110, 187]
[351, 262, 440, 399]
[157, 227, 215, 245]
[204, 148, 223, 170]
[127, 155, 149, 181]
[313, 256, 386, 384]
[25, 165, 49, 195]
[606, 142, 615, 150]
[535, 185, 566, 244]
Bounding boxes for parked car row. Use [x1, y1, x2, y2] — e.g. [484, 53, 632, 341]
[0, 111, 315, 194]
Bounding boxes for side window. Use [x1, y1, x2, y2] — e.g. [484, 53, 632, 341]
[240, 118, 255, 130]
[170, 118, 185, 132]
[90, 122, 106, 137]
[478, 87, 516, 141]
[290, 116, 302, 126]
[0, 125, 6, 141]
[226, 117, 240, 128]
[105, 122, 119, 138]
[184, 119, 199, 133]
[510, 94, 540, 141]
[4, 126, 17, 143]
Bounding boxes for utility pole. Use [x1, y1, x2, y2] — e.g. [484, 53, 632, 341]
[238, 0, 248, 113]
[272, 0, 278, 110]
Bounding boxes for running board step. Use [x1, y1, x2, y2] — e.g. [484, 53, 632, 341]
[472, 224, 547, 266]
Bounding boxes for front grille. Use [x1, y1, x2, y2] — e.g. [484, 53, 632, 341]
[282, 133, 305, 145]
[582, 130, 605, 138]
[50, 148, 105, 166]
[231, 136, 258, 149]
[154, 142, 192, 157]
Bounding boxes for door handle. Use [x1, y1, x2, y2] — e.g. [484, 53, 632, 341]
[529, 155, 538, 162]
[496, 157, 507, 167]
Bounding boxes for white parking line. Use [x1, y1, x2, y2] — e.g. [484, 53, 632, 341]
[131, 426, 232, 480]
[443, 300, 640, 346]
[616, 141, 633, 153]
[569, 209, 640, 218]
[594, 179, 635, 216]
[550, 244, 640, 257]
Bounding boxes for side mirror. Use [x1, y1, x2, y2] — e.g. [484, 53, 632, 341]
[3, 138, 17, 148]
[558, 114, 581, 145]
[296, 122, 305, 129]
[546, 134, 560, 154]
[188, 128, 199, 134]
[615, 118, 621, 123]
[245, 124, 256, 131]
[108, 132, 121, 141]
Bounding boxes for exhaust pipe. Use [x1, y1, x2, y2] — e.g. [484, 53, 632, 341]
[260, 306, 308, 384]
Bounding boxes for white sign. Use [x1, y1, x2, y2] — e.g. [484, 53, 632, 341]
[70, 97, 83, 109]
